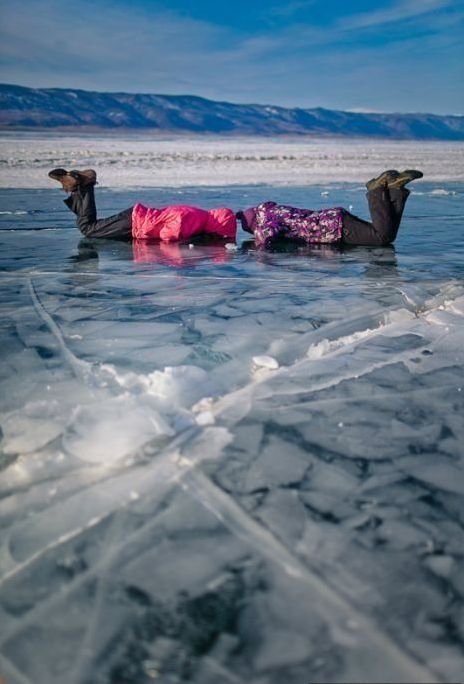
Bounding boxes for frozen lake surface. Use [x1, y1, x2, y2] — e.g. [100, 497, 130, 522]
[0, 136, 464, 683]
[1, 132, 463, 187]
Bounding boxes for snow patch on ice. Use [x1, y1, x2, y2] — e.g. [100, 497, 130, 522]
[252, 355, 279, 370]
[306, 328, 378, 359]
[430, 188, 457, 196]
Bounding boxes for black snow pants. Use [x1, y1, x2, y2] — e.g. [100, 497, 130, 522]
[341, 185, 410, 246]
[64, 185, 133, 239]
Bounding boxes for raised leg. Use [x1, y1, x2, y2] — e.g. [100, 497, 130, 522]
[342, 186, 410, 246]
[388, 187, 410, 233]
[64, 186, 133, 239]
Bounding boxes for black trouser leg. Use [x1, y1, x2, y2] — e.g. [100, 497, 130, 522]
[64, 186, 133, 239]
[388, 187, 410, 234]
[342, 186, 410, 246]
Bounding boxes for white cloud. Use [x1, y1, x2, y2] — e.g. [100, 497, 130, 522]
[338, 0, 454, 31]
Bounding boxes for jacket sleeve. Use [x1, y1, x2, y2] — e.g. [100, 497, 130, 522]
[253, 202, 285, 247]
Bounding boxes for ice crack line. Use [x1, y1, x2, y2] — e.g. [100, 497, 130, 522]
[27, 278, 95, 383]
[212, 290, 464, 422]
[0, 422, 210, 586]
[15, 269, 328, 283]
[181, 466, 440, 683]
[0, 653, 34, 684]
[0, 440, 440, 684]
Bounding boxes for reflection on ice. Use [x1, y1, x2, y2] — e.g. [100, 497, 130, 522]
[0, 182, 463, 683]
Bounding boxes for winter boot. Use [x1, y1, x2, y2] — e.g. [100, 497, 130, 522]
[48, 168, 97, 192]
[388, 169, 423, 189]
[366, 170, 399, 191]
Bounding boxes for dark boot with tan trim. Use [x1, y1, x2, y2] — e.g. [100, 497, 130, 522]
[48, 168, 97, 192]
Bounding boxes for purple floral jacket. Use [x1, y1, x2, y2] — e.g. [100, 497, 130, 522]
[239, 202, 344, 247]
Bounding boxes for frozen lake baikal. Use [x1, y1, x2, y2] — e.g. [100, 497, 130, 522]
[1, 132, 464, 188]
[0, 135, 464, 684]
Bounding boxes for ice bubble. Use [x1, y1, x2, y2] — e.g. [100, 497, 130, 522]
[225, 243, 238, 251]
[252, 355, 279, 370]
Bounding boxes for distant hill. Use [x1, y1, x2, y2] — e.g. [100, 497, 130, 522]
[1, 83, 463, 140]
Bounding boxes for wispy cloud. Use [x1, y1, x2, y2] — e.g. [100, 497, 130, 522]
[338, 0, 454, 31]
[266, 0, 317, 20]
[0, 0, 231, 88]
[0, 0, 462, 113]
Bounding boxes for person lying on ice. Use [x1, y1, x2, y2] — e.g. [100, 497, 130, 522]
[48, 169, 236, 242]
[49, 167, 422, 247]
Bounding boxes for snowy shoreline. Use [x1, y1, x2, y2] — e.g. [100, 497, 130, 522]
[1, 134, 463, 188]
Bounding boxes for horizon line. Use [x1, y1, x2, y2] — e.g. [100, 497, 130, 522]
[1, 82, 462, 119]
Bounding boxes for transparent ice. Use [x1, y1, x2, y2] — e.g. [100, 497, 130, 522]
[0, 136, 463, 683]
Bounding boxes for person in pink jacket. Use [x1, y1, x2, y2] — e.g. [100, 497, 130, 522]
[49, 168, 237, 242]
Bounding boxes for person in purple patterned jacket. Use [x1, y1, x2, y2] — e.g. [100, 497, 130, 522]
[236, 169, 422, 248]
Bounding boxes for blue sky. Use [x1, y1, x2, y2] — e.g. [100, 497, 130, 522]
[0, 0, 463, 113]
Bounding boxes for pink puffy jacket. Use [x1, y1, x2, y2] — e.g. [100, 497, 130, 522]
[131, 203, 237, 242]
